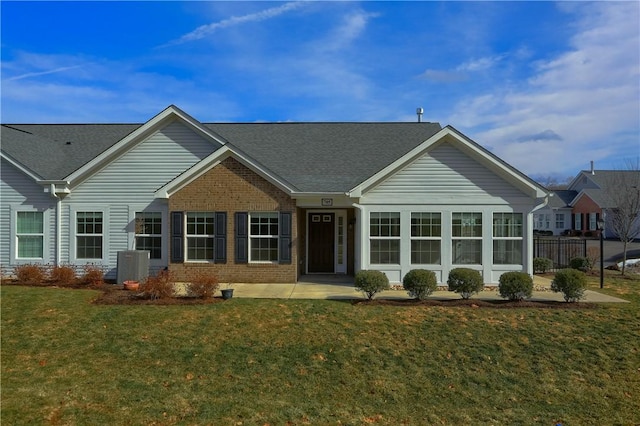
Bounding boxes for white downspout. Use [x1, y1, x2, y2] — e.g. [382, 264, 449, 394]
[50, 184, 61, 266]
[528, 195, 550, 275]
[351, 202, 363, 274]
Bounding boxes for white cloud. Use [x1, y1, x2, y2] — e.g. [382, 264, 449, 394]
[162, 2, 306, 47]
[450, 2, 640, 176]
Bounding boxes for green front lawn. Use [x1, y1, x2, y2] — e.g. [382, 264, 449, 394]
[2, 272, 639, 425]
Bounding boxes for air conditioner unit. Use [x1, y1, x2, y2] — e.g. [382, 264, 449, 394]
[117, 250, 150, 284]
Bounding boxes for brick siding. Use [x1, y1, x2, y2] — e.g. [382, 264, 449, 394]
[168, 157, 298, 283]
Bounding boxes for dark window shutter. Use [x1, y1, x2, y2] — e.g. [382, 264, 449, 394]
[171, 211, 184, 263]
[214, 212, 227, 264]
[279, 211, 292, 264]
[235, 212, 248, 263]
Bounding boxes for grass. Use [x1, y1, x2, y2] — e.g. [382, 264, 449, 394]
[2, 271, 639, 425]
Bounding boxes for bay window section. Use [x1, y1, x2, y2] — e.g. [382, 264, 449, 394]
[17, 211, 44, 259]
[135, 212, 162, 259]
[493, 213, 523, 265]
[410, 212, 441, 264]
[250, 212, 279, 262]
[77, 212, 103, 259]
[370, 212, 400, 264]
[186, 212, 214, 261]
[452, 212, 482, 264]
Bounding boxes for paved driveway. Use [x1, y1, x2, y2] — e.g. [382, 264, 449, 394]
[587, 238, 640, 266]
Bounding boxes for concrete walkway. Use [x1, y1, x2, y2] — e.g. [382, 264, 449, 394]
[219, 275, 629, 303]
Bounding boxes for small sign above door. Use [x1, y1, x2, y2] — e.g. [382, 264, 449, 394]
[321, 198, 333, 207]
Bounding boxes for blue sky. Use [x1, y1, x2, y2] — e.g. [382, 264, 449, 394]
[1, 1, 638, 181]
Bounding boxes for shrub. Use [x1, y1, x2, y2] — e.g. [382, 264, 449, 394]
[533, 257, 553, 274]
[402, 269, 437, 300]
[140, 270, 175, 300]
[354, 270, 390, 300]
[79, 264, 104, 287]
[15, 263, 46, 284]
[187, 272, 219, 299]
[551, 269, 587, 302]
[569, 257, 592, 272]
[498, 271, 533, 301]
[447, 268, 483, 299]
[50, 265, 77, 286]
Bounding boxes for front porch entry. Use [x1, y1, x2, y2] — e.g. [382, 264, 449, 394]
[306, 210, 348, 274]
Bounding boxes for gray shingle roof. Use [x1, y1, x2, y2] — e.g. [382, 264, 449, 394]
[1, 121, 442, 192]
[548, 189, 578, 208]
[1, 124, 140, 179]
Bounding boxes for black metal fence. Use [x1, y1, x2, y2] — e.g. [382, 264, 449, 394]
[533, 238, 587, 270]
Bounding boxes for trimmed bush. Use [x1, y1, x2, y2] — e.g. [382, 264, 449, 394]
[551, 269, 587, 302]
[533, 257, 553, 274]
[498, 271, 533, 301]
[402, 269, 437, 300]
[569, 257, 592, 272]
[354, 270, 390, 300]
[15, 263, 46, 284]
[50, 265, 77, 286]
[447, 268, 483, 299]
[140, 270, 175, 300]
[187, 272, 219, 299]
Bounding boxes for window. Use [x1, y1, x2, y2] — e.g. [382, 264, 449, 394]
[250, 212, 279, 262]
[410, 212, 441, 264]
[135, 212, 162, 259]
[574, 213, 582, 231]
[589, 213, 597, 231]
[555, 213, 565, 229]
[493, 213, 523, 264]
[186, 212, 214, 261]
[77, 212, 103, 259]
[16, 211, 44, 258]
[452, 212, 482, 264]
[370, 212, 400, 264]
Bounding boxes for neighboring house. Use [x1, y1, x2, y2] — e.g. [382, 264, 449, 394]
[1, 105, 548, 284]
[533, 166, 640, 238]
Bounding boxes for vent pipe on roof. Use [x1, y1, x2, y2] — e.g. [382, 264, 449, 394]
[591, 160, 595, 175]
[416, 107, 424, 123]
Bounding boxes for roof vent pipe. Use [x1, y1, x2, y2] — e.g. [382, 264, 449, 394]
[591, 160, 595, 175]
[416, 107, 424, 123]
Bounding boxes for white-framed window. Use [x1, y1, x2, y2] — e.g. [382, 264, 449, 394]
[452, 212, 482, 264]
[410, 212, 441, 264]
[135, 212, 162, 259]
[16, 211, 44, 259]
[574, 213, 582, 231]
[493, 213, 523, 265]
[249, 212, 279, 262]
[369, 212, 400, 264]
[589, 213, 597, 231]
[555, 213, 565, 229]
[76, 212, 103, 259]
[186, 212, 214, 261]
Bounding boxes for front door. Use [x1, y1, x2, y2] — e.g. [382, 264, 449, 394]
[308, 213, 335, 273]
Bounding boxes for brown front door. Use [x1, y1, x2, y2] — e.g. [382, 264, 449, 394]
[308, 213, 335, 273]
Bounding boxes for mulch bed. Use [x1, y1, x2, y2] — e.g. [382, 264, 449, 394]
[3, 281, 598, 309]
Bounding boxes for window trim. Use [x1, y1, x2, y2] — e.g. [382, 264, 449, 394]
[248, 212, 279, 263]
[369, 212, 401, 265]
[452, 212, 483, 265]
[410, 212, 441, 265]
[492, 212, 524, 265]
[134, 211, 163, 260]
[70, 207, 108, 264]
[12, 208, 47, 263]
[185, 212, 215, 262]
